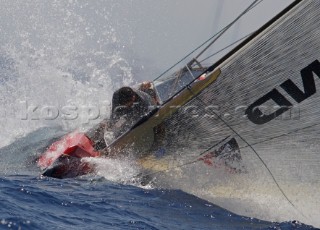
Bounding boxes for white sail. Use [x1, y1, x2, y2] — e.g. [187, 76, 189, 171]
[135, 0, 320, 227]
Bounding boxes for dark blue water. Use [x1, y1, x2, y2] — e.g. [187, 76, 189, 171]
[0, 175, 316, 230]
[0, 129, 318, 230]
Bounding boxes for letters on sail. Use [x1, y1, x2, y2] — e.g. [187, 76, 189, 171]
[246, 60, 320, 125]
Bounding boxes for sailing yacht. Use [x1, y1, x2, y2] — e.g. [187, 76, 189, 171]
[38, 0, 320, 227]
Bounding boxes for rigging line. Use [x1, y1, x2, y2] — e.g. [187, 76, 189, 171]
[153, 0, 264, 105]
[135, 136, 238, 186]
[139, 135, 232, 178]
[153, 0, 264, 82]
[191, 0, 261, 64]
[185, 88, 307, 219]
[190, 0, 264, 68]
[240, 121, 320, 150]
[197, 135, 231, 156]
[198, 33, 253, 64]
[134, 137, 232, 182]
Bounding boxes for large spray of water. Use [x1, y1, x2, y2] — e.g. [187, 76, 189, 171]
[3, 0, 316, 227]
[0, 1, 138, 147]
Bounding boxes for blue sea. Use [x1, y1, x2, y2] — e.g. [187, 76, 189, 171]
[0, 1, 318, 229]
[0, 176, 317, 230]
[1, 175, 313, 230]
[0, 128, 317, 230]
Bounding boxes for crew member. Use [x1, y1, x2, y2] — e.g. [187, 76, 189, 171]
[86, 82, 159, 151]
[110, 84, 157, 137]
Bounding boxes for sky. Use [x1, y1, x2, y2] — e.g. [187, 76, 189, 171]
[113, 0, 294, 77]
